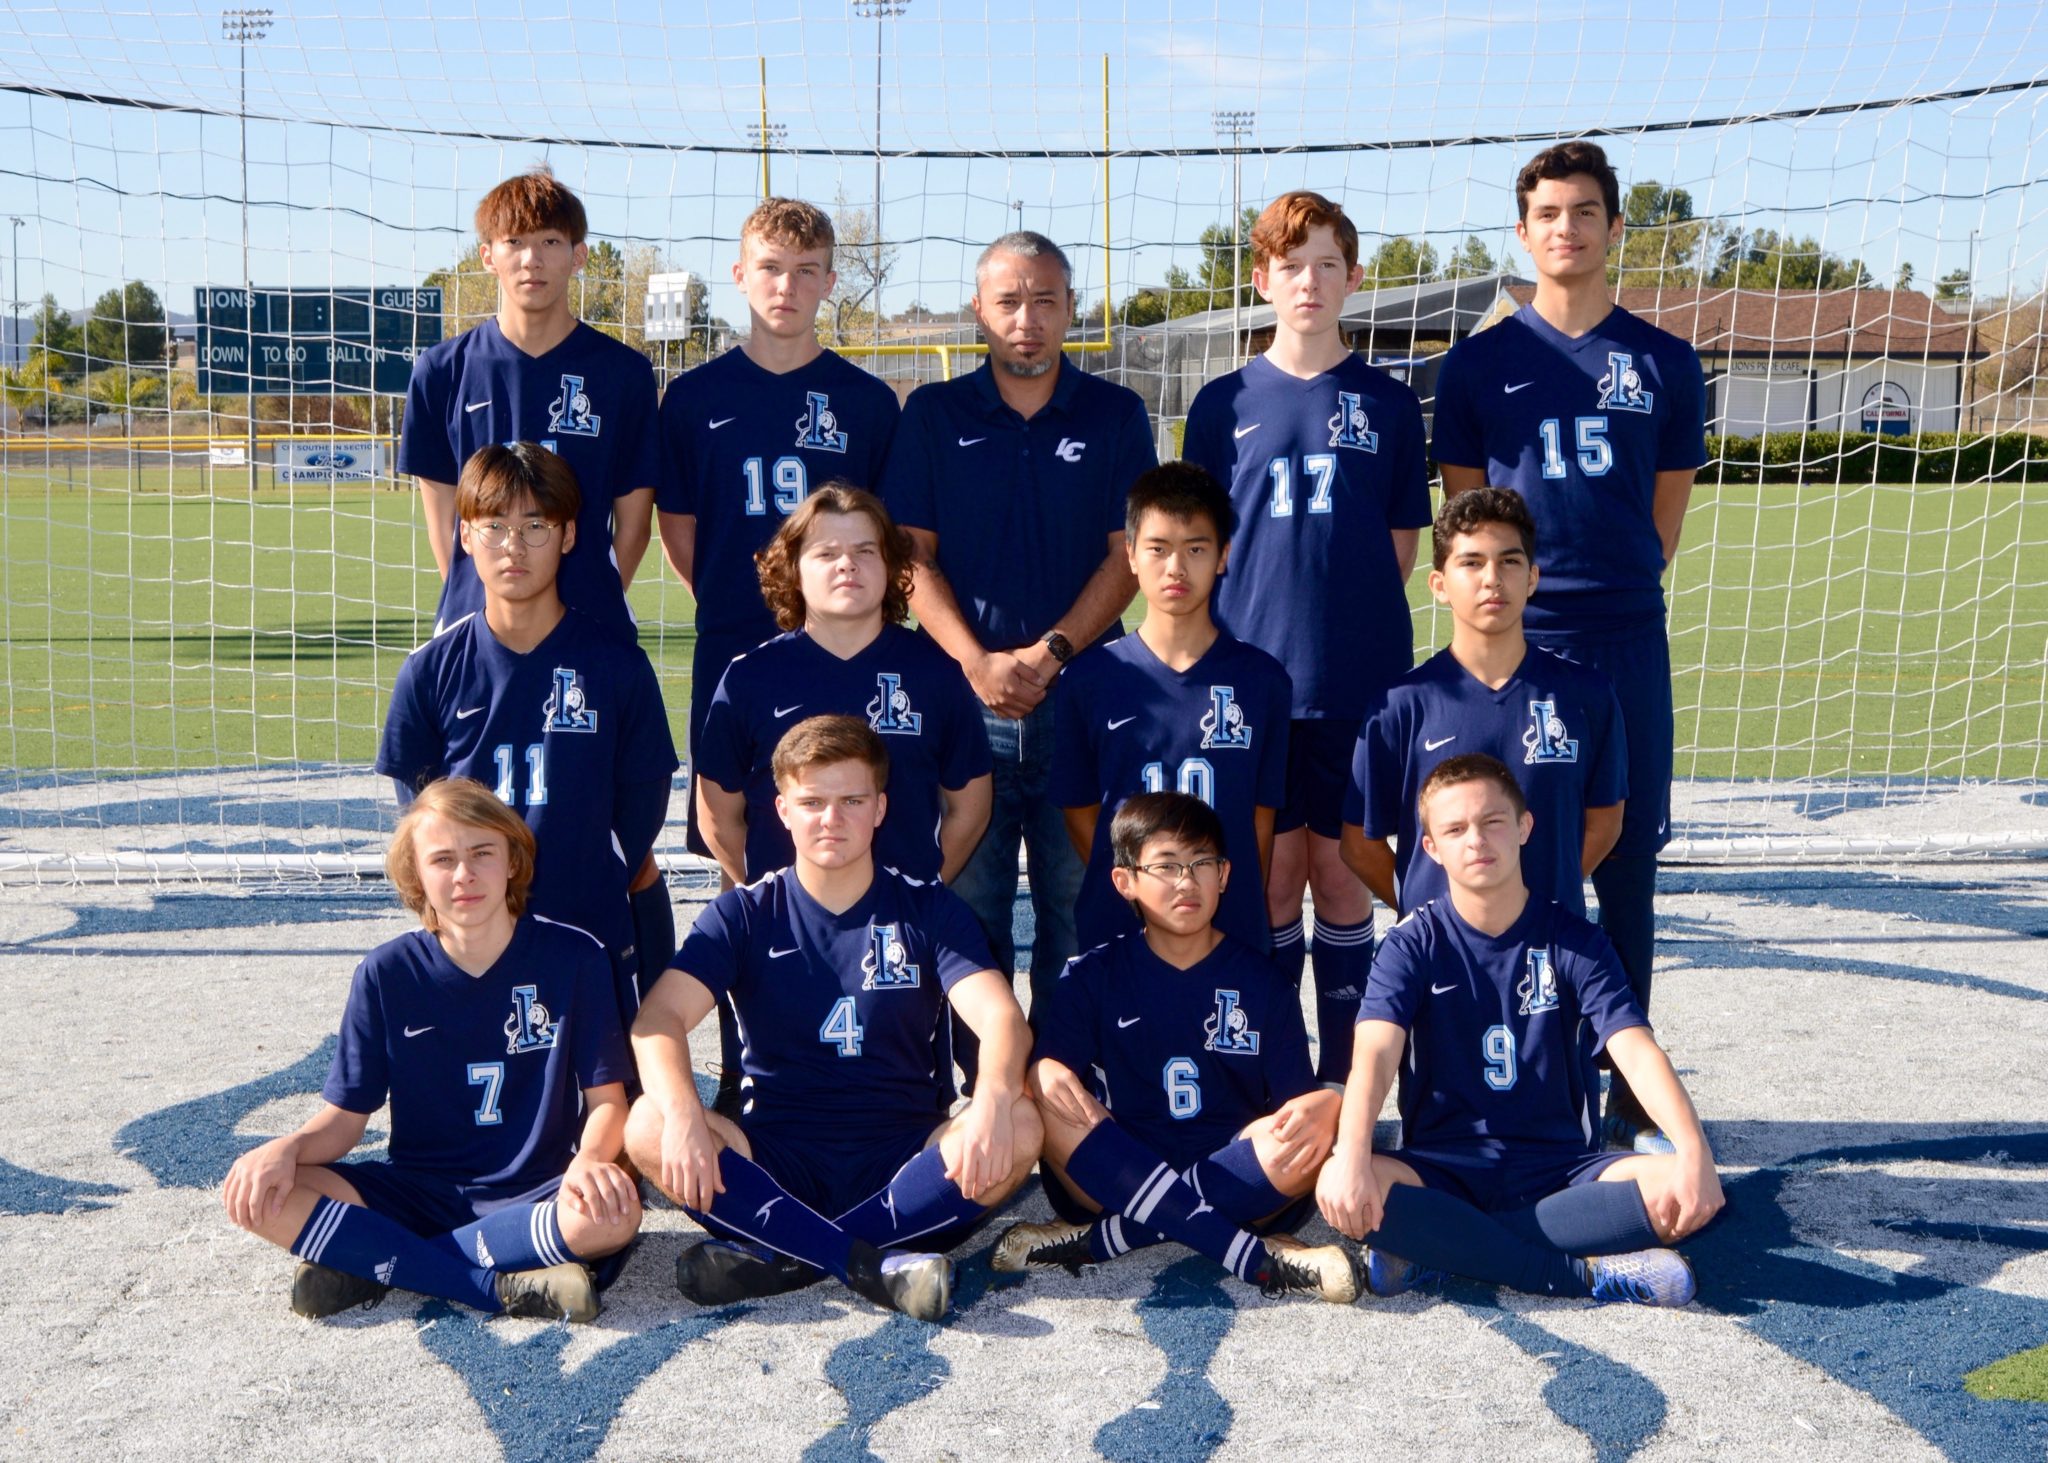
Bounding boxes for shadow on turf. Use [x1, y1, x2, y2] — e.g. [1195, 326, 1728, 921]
[117, 1040, 2048, 1461]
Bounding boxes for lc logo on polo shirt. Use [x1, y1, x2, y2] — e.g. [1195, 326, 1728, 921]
[1055, 438, 1086, 462]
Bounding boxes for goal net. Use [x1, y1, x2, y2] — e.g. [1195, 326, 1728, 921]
[3, 2, 2046, 877]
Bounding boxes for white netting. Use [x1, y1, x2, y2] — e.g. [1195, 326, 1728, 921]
[2, 2, 2047, 876]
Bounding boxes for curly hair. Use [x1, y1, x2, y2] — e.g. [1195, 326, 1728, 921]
[741, 197, 836, 265]
[385, 777, 536, 933]
[1250, 190, 1359, 272]
[755, 483, 915, 633]
[1432, 485, 1537, 571]
[1515, 140, 1621, 221]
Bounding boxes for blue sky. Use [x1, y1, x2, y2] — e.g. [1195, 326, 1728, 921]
[2, 0, 2045, 331]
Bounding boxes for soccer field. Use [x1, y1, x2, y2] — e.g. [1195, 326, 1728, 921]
[4, 467, 2046, 782]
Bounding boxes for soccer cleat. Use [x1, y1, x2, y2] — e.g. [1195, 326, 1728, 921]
[1256, 1234, 1363, 1303]
[1361, 1247, 1445, 1299]
[674, 1238, 823, 1306]
[845, 1239, 954, 1322]
[289, 1261, 389, 1319]
[992, 1219, 1095, 1275]
[494, 1261, 601, 1323]
[1585, 1248, 1697, 1307]
[1602, 1112, 1679, 1155]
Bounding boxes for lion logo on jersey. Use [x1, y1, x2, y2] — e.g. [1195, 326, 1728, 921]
[1522, 697, 1578, 764]
[867, 672, 924, 735]
[795, 389, 849, 453]
[547, 373, 602, 436]
[542, 667, 599, 734]
[860, 922, 921, 990]
[1198, 685, 1254, 750]
[1327, 389, 1380, 452]
[505, 985, 559, 1054]
[1203, 989, 1261, 1055]
[1595, 351, 1655, 414]
[1517, 949, 1561, 1016]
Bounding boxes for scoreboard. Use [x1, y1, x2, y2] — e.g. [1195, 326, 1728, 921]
[196, 286, 442, 396]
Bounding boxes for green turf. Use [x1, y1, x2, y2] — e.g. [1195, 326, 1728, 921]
[4, 463, 2047, 779]
[1964, 1343, 2048, 1403]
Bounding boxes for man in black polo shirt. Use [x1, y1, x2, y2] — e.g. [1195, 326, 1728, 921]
[883, 230, 1157, 1040]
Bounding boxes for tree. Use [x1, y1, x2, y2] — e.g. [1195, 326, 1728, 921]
[1609, 181, 1717, 288]
[823, 197, 900, 345]
[1440, 237, 1498, 280]
[1114, 287, 1171, 327]
[1710, 230, 1874, 291]
[30, 294, 82, 377]
[84, 281, 168, 368]
[0, 348, 57, 430]
[576, 240, 670, 352]
[1895, 262, 1916, 290]
[1936, 268, 1973, 305]
[420, 251, 499, 335]
[1359, 237, 1439, 290]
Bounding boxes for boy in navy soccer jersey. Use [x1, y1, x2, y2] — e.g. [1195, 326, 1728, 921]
[222, 779, 642, 1323]
[1432, 141, 1708, 1151]
[1182, 190, 1433, 1086]
[379, 444, 677, 1028]
[1317, 756, 1722, 1307]
[993, 793, 1357, 1301]
[657, 198, 900, 858]
[696, 483, 990, 886]
[625, 717, 1042, 1322]
[1342, 486, 1625, 920]
[397, 167, 671, 1000]
[1049, 462, 1288, 958]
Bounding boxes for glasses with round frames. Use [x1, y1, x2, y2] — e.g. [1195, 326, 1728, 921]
[471, 518, 558, 550]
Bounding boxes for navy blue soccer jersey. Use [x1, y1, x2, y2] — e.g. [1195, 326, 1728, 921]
[1345, 647, 1626, 919]
[658, 347, 900, 645]
[1034, 931, 1316, 1165]
[882, 358, 1157, 651]
[1183, 354, 1433, 720]
[1047, 631, 1290, 951]
[323, 916, 633, 1190]
[677, 866, 995, 1141]
[376, 608, 678, 1001]
[398, 319, 661, 644]
[694, 624, 991, 882]
[1432, 304, 1708, 635]
[1358, 896, 1647, 1156]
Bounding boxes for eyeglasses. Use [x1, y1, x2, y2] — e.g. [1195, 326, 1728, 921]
[471, 518, 558, 549]
[1130, 856, 1226, 883]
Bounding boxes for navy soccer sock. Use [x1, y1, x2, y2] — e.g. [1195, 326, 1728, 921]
[713, 999, 745, 1106]
[834, 1144, 985, 1249]
[1310, 918, 1373, 1083]
[444, 1198, 578, 1273]
[1496, 1180, 1661, 1256]
[292, 1196, 500, 1312]
[629, 877, 676, 1004]
[685, 1150, 856, 1284]
[1087, 1136, 1292, 1262]
[1591, 855, 1657, 1127]
[1269, 918, 1307, 991]
[1366, 1184, 1590, 1298]
[1062, 1123, 1270, 1282]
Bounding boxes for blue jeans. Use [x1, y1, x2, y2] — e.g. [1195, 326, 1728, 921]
[948, 699, 1085, 1016]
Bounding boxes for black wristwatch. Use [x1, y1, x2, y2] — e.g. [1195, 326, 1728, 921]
[1041, 629, 1075, 666]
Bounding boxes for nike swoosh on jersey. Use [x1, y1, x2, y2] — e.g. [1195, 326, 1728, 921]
[1233, 423, 1261, 439]
[1108, 715, 1138, 730]
[403, 1025, 435, 1037]
[455, 706, 486, 720]
[958, 436, 986, 447]
[768, 945, 799, 958]
[1429, 984, 1457, 995]
[464, 400, 492, 413]
[1424, 735, 1456, 751]
[1117, 1016, 1141, 1028]
[709, 417, 736, 429]
[774, 704, 803, 718]
[1503, 382, 1534, 394]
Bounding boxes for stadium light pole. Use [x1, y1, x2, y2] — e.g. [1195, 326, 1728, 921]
[8, 216, 21, 372]
[852, 0, 907, 352]
[223, 7, 272, 493]
[748, 121, 787, 202]
[1213, 109, 1254, 364]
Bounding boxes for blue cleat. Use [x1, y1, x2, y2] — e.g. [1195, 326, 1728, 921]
[1586, 1247, 1697, 1307]
[1362, 1247, 1445, 1299]
[1602, 1112, 1678, 1155]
